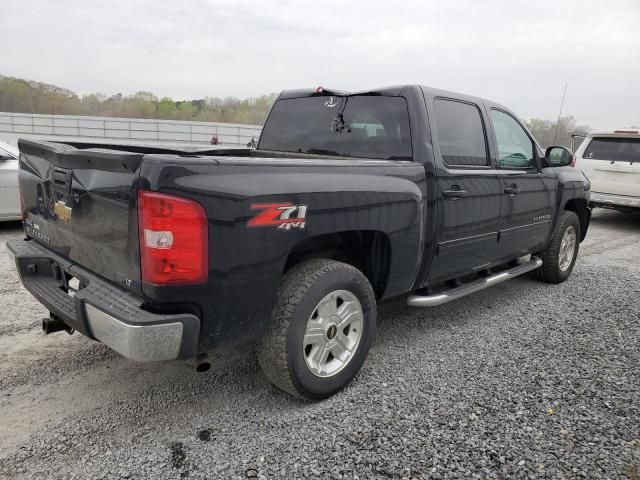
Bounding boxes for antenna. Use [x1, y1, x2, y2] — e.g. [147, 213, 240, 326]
[553, 83, 568, 144]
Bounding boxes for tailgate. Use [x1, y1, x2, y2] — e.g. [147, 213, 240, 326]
[18, 139, 144, 293]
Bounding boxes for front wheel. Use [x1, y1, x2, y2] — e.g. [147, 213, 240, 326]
[536, 211, 580, 283]
[257, 259, 376, 400]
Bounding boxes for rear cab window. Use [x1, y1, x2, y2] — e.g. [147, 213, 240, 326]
[258, 95, 413, 160]
[432, 99, 489, 167]
[583, 137, 640, 163]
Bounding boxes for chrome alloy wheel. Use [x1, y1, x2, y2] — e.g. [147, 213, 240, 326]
[302, 290, 364, 378]
[558, 225, 577, 272]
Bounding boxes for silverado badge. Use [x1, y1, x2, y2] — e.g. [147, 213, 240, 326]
[54, 200, 72, 222]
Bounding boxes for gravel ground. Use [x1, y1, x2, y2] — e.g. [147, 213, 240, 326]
[0, 209, 638, 479]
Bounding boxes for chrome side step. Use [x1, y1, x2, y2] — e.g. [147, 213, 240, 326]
[407, 256, 543, 307]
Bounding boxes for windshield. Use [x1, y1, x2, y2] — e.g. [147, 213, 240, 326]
[258, 95, 413, 160]
[583, 137, 640, 163]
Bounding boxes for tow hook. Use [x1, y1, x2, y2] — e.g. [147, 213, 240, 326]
[42, 313, 74, 335]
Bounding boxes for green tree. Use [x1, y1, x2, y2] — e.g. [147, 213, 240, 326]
[158, 97, 177, 118]
[525, 116, 590, 149]
[0, 74, 274, 125]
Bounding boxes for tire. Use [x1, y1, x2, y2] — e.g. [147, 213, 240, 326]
[257, 259, 376, 400]
[536, 211, 580, 283]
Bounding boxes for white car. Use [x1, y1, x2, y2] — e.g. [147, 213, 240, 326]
[573, 130, 640, 212]
[0, 141, 20, 221]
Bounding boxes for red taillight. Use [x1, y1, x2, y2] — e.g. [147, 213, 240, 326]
[138, 191, 208, 285]
[570, 154, 576, 167]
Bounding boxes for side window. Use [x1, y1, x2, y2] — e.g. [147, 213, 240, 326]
[433, 99, 488, 167]
[490, 110, 536, 169]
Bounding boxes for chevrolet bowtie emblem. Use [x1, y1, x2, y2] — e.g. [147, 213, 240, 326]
[54, 200, 72, 221]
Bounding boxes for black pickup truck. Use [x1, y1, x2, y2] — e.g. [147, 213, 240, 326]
[8, 85, 591, 399]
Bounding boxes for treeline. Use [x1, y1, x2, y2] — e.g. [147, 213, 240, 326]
[525, 116, 590, 149]
[0, 75, 277, 125]
[1, 75, 592, 144]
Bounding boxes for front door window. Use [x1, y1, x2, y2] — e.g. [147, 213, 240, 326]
[490, 110, 536, 169]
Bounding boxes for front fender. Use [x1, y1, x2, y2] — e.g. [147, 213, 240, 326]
[550, 166, 590, 239]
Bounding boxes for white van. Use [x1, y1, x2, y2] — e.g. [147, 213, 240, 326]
[573, 130, 640, 212]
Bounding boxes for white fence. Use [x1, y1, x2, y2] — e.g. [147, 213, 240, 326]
[0, 112, 262, 147]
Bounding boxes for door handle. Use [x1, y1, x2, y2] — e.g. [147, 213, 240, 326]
[504, 185, 521, 196]
[443, 187, 468, 199]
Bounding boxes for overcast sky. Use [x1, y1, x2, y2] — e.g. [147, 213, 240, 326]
[1, 0, 639, 128]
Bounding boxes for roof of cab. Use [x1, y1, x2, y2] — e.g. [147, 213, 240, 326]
[279, 85, 406, 99]
[278, 84, 507, 110]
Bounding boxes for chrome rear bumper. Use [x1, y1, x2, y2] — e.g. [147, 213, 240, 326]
[6, 238, 200, 362]
[85, 304, 185, 362]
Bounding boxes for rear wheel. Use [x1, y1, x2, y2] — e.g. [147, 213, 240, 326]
[536, 211, 580, 283]
[257, 259, 376, 400]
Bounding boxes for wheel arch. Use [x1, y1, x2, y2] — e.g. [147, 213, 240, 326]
[564, 197, 590, 242]
[284, 230, 392, 299]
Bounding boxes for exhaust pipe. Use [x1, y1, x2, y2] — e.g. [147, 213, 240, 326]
[194, 354, 211, 373]
[42, 313, 74, 335]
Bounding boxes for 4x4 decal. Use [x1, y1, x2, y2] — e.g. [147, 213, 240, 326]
[248, 202, 307, 230]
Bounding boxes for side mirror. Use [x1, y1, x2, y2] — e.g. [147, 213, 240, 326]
[545, 146, 575, 167]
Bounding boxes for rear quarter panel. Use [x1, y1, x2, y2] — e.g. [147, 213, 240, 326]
[139, 156, 427, 352]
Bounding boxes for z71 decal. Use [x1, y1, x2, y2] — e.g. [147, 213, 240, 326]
[248, 202, 307, 230]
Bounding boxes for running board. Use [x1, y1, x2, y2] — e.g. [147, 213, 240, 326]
[407, 257, 543, 307]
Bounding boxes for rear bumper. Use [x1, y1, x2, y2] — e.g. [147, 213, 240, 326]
[590, 192, 640, 210]
[6, 238, 200, 362]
